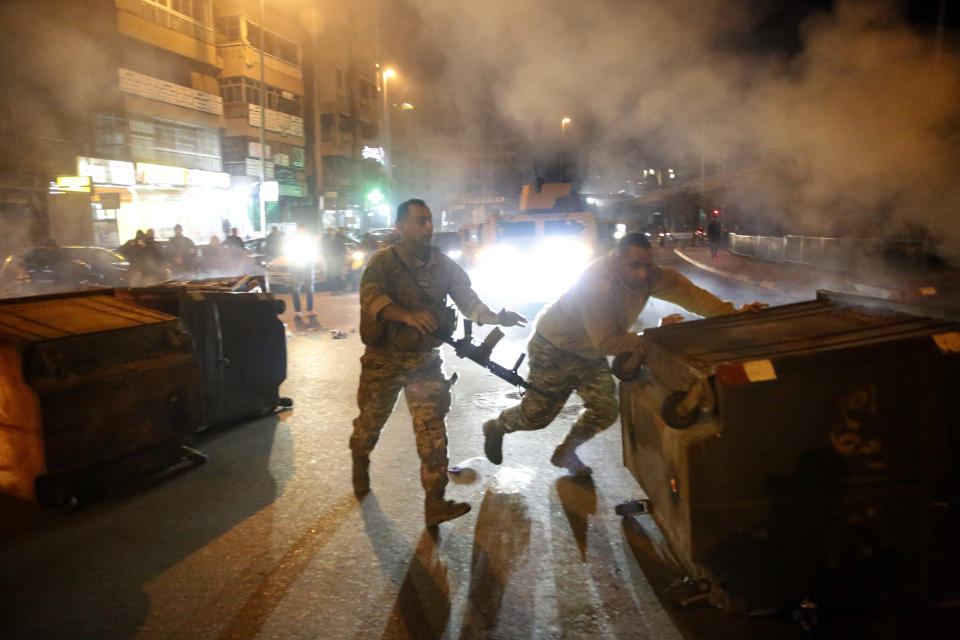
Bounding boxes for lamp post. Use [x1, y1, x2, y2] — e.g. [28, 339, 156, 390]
[560, 116, 572, 182]
[382, 68, 395, 191]
[258, 0, 267, 234]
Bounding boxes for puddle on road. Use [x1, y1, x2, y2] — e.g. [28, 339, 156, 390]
[460, 390, 518, 412]
[446, 459, 538, 493]
[489, 465, 536, 494]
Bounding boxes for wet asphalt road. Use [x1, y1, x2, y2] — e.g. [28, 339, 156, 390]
[1, 247, 959, 639]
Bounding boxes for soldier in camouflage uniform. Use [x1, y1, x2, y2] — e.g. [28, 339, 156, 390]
[484, 232, 766, 475]
[351, 199, 526, 526]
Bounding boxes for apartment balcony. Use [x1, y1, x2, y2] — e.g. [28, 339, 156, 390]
[116, 0, 218, 66]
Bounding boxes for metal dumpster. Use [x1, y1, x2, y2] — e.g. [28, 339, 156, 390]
[620, 290, 960, 612]
[116, 283, 287, 429]
[0, 291, 202, 505]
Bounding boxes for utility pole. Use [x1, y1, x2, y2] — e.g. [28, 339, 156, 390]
[258, 0, 267, 234]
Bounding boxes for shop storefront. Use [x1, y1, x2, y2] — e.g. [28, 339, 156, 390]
[77, 156, 243, 246]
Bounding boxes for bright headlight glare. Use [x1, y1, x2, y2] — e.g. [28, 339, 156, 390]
[352, 251, 365, 261]
[285, 236, 316, 265]
[447, 249, 462, 259]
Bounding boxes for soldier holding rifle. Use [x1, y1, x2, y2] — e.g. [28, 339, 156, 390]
[351, 198, 526, 527]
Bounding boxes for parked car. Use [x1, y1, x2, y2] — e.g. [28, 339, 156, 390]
[367, 227, 398, 248]
[0, 245, 130, 295]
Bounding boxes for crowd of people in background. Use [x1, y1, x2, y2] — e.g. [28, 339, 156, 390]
[7, 223, 391, 293]
[117, 225, 250, 286]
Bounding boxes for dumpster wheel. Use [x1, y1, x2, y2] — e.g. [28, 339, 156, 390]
[662, 390, 701, 429]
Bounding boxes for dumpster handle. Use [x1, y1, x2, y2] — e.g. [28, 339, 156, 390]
[662, 384, 702, 429]
[676, 382, 702, 417]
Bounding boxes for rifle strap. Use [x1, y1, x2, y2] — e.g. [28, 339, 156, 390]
[391, 247, 448, 308]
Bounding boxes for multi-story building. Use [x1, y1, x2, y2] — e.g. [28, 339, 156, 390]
[0, 0, 388, 248]
[93, 0, 233, 245]
[447, 137, 525, 227]
[0, 0, 236, 249]
[391, 139, 457, 228]
[303, 0, 382, 230]
[213, 0, 310, 231]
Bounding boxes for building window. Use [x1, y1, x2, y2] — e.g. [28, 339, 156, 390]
[358, 79, 376, 102]
[219, 77, 244, 104]
[169, 0, 207, 22]
[321, 114, 335, 142]
[95, 114, 221, 171]
[215, 15, 241, 41]
[218, 77, 302, 117]
[245, 21, 300, 66]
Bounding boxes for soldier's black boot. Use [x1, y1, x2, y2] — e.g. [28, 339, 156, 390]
[352, 453, 370, 497]
[550, 436, 592, 476]
[425, 495, 471, 527]
[483, 419, 504, 465]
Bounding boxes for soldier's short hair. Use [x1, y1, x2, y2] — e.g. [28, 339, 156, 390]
[396, 199, 428, 223]
[617, 232, 652, 254]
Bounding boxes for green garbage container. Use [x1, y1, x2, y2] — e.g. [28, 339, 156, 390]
[620, 290, 960, 611]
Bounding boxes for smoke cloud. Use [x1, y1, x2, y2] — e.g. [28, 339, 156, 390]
[401, 0, 959, 256]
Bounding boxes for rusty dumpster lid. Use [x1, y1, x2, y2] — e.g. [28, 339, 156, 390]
[0, 292, 175, 342]
[644, 290, 960, 366]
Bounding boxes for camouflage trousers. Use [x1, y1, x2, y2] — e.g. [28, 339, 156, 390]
[490, 332, 619, 443]
[350, 347, 452, 497]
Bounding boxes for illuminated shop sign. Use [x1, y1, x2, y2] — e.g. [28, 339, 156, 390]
[186, 169, 231, 189]
[136, 163, 187, 186]
[77, 157, 136, 185]
[52, 176, 91, 193]
[362, 146, 385, 165]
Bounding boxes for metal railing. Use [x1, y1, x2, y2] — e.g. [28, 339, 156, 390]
[729, 234, 929, 272]
[117, 0, 215, 45]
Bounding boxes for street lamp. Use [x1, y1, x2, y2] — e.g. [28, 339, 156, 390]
[561, 117, 572, 182]
[382, 68, 395, 191]
[257, 0, 267, 234]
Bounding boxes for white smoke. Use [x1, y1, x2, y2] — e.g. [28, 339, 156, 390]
[401, 0, 960, 256]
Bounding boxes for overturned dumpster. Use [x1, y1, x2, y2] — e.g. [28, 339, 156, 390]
[116, 281, 287, 429]
[0, 280, 289, 506]
[620, 290, 960, 612]
[0, 291, 203, 506]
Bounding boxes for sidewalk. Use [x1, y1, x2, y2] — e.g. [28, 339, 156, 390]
[675, 244, 960, 309]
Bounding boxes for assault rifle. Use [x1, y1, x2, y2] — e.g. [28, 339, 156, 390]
[434, 318, 551, 398]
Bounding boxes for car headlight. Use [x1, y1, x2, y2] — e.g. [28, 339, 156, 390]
[352, 251, 365, 261]
[284, 237, 317, 265]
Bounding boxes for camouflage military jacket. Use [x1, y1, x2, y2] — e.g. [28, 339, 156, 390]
[360, 243, 495, 350]
[536, 256, 737, 359]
